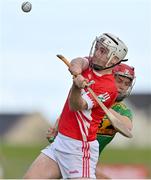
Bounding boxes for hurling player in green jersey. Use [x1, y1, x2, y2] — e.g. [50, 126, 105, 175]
[96, 63, 135, 178]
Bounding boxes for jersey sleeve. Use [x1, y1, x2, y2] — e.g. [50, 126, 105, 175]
[112, 102, 133, 121]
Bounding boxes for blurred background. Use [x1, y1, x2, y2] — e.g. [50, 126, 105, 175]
[0, 0, 151, 178]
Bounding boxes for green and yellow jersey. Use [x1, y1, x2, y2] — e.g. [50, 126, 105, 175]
[96, 101, 132, 155]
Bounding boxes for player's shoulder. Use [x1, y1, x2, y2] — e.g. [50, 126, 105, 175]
[112, 101, 133, 120]
[112, 101, 128, 109]
[100, 74, 117, 92]
[101, 73, 116, 85]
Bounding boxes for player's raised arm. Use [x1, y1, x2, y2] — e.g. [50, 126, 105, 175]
[69, 75, 88, 111]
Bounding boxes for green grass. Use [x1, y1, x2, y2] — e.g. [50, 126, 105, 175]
[0, 143, 46, 179]
[0, 143, 151, 178]
[100, 148, 151, 165]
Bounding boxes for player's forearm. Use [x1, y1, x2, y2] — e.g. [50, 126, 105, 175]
[109, 108, 133, 130]
[69, 84, 87, 111]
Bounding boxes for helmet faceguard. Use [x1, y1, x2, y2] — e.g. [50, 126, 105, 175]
[113, 63, 136, 100]
[89, 33, 128, 70]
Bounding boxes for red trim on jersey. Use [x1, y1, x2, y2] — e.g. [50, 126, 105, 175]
[75, 112, 88, 141]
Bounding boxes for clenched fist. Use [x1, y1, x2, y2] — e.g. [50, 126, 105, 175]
[73, 74, 88, 89]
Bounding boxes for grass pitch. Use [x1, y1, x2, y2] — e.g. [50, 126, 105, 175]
[0, 143, 151, 178]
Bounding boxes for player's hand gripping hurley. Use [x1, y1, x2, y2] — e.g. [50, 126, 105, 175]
[56, 54, 133, 138]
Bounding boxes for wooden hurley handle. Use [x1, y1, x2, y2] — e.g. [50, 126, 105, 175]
[56, 54, 70, 68]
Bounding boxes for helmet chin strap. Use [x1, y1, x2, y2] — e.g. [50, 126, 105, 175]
[90, 59, 128, 71]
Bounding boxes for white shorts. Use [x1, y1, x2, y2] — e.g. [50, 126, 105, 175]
[41, 133, 99, 179]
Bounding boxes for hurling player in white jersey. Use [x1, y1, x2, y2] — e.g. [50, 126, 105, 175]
[24, 33, 128, 179]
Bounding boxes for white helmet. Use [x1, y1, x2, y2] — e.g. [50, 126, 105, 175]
[90, 33, 128, 68]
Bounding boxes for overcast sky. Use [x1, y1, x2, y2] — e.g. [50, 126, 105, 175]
[0, 0, 151, 121]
